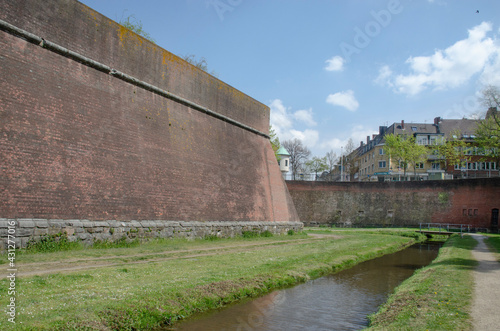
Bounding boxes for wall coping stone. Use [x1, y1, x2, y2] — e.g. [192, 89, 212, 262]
[19, 221, 35, 228]
[36, 221, 49, 228]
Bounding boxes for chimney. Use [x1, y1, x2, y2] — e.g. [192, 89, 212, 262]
[360, 141, 364, 147]
[367, 136, 370, 144]
[379, 126, 387, 135]
[401, 120, 405, 129]
[434, 116, 441, 133]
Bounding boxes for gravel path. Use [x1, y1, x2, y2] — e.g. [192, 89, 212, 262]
[470, 234, 500, 331]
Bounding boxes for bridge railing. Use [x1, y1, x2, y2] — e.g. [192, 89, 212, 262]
[419, 223, 471, 235]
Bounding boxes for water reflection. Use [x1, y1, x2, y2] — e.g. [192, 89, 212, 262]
[172, 242, 441, 331]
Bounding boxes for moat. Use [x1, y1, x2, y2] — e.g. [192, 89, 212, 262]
[172, 242, 441, 330]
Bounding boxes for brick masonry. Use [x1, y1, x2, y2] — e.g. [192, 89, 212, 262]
[0, 0, 300, 248]
[287, 178, 500, 230]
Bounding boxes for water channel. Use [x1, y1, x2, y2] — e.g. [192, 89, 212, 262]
[171, 242, 441, 331]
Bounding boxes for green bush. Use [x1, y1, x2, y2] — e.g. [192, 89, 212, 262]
[25, 232, 81, 253]
[242, 231, 259, 238]
[261, 230, 273, 237]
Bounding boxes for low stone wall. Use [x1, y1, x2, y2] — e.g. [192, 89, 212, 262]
[0, 219, 303, 250]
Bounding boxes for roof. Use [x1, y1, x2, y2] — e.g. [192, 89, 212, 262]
[276, 146, 290, 156]
[438, 119, 479, 138]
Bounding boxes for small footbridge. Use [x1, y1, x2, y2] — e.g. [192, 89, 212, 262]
[417, 223, 471, 238]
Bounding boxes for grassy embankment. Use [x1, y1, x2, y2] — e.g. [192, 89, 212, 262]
[367, 233, 479, 330]
[0, 229, 424, 330]
[485, 234, 500, 256]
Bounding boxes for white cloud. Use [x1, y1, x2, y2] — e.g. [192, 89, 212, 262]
[374, 65, 393, 86]
[290, 129, 319, 147]
[480, 42, 500, 86]
[321, 125, 376, 154]
[377, 22, 499, 95]
[269, 99, 319, 147]
[269, 99, 292, 134]
[293, 108, 317, 126]
[325, 56, 344, 72]
[326, 90, 359, 111]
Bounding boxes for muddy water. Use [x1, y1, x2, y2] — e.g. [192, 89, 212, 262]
[172, 242, 441, 331]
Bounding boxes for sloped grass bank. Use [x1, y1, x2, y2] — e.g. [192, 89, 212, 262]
[367, 234, 477, 330]
[1, 230, 423, 330]
[485, 234, 500, 257]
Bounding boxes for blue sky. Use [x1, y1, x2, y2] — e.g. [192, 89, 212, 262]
[79, 0, 500, 158]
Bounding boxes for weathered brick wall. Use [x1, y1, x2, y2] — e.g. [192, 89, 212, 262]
[0, 0, 299, 247]
[287, 178, 500, 230]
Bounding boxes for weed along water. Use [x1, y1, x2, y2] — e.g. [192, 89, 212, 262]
[171, 242, 441, 330]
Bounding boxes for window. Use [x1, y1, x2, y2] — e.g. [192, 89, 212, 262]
[379, 148, 384, 155]
[415, 162, 424, 169]
[285, 160, 288, 167]
[432, 162, 440, 170]
[411, 126, 417, 132]
[467, 162, 477, 170]
[417, 137, 427, 145]
[463, 209, 467, 216]
[379, 161, 387, 168]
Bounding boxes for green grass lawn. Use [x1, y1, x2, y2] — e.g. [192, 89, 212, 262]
[367, 234, 478, 331]
[0, 229, 423, 330]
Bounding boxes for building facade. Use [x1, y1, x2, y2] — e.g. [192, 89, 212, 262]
[348, 115, 499, 182]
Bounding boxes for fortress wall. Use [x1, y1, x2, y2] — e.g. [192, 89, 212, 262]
[287, 178, 500, 230]
[0, 0, 300, 247]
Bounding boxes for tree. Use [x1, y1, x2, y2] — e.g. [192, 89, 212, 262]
[269, 125, 281, 161]
[344, 138, 355, 155]
[479, 85, 500, 110]
[282, 139, 311, 180]
[337, 138, 356, 181]
[384, 134, 427, 180]
[325, 150, 337, 180]
[475, 86, 500, 164]
[181, 54, 218, 77]
[119, 15, 156, 43]
[434, 131, 470, 173]
[305, 156, 328, 180]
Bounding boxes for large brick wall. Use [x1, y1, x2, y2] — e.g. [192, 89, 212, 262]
[287, 178, 500, 230]
[0, 0, 299, 241]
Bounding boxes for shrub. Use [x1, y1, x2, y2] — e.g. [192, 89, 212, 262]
[25, 232, 80, 253]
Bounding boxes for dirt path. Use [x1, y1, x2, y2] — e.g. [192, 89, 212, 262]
[3, 234, 341, 278]
[470, 234, 500, 330]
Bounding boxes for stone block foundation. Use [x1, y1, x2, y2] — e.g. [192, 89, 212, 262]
[0, 219, 304, 250]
